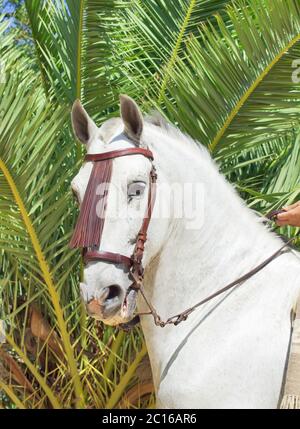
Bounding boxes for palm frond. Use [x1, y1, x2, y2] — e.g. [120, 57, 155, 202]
[0, 42, 85, 405]
[0, 21, 151, 409]
[118, 0, 236, 106]
[159, 0, 300, 159]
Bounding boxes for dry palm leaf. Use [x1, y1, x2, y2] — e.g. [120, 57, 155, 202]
[0, 347, 35, 394]
[28, 305, 64, 361]
[118, 382, 154, 408]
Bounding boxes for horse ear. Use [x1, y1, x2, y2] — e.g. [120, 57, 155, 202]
[120, 95, 143, 144]
[71, 99, 98, 145]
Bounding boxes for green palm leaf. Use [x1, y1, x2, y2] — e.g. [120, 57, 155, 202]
[0, 44, 85, 406]
[0, 20, 151, 409]
[24, 0, 126, 116]
[118, 0, 235, 106]
[160, 0, 300, 159]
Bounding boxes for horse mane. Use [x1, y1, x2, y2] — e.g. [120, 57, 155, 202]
[145, 111, 268, 225]
[145, 111, 212, 162]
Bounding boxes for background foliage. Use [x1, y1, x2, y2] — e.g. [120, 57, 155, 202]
[1, 0, 300, 408]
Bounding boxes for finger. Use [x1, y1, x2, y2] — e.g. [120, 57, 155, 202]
[276, 219, 289, 226]
[277, 212, 290, 221]
[284, 208, 300, 226]
[276, 211, 291, 226]
[283, 201, 300, 211]
[277, 208, 300, 227]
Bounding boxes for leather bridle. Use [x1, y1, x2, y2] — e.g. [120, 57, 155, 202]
[70, 147, 157, 299]
[70, 146, 298, 330]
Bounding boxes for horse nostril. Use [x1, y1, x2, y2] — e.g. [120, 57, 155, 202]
[105, 285, 122, 301]
[85, 285, 123, 319]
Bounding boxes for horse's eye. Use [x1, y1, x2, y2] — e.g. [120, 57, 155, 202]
[128, 182, 146, 199]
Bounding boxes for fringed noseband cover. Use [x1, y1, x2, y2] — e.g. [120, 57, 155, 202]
[69, 159, 113, 249]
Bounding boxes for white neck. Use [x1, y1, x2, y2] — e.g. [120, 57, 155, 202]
[138, 125, 299, 401]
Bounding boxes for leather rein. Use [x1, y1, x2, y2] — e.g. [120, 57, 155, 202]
[70, 147, 298, 331]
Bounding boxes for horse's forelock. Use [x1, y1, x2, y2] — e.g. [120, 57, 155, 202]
[100, 117, 123, 144]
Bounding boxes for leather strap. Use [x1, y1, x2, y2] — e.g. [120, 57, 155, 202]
[135, 236, 297, 328]
[130, 167, 157, 283]
[85, 148, 153, 162]
[265, 209, 287, 220]
[83, 250, 133, 268]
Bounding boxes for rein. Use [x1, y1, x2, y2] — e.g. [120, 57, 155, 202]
[132, 235, 296, 329]
[70, 146, 298, 331]
[127, 209, 298, 329]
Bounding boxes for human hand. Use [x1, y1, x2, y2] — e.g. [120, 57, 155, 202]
[276, 202, 300, 227]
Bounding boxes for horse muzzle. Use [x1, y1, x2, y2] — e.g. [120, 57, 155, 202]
[80, 282, 138, 324]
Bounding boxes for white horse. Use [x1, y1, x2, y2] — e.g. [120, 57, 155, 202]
[71, 95, 300, 409]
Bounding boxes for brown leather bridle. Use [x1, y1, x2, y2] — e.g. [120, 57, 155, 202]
[70, 147, 157, 300]
[70, 147, 298, 330]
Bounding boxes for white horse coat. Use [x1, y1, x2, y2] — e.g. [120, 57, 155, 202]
[71, 96, 300, 409]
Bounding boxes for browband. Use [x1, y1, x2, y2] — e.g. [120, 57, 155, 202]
[85, 148, 153, 162]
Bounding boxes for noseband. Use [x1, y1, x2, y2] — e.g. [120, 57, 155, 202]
[70, 147, 157, 294]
